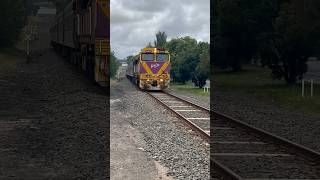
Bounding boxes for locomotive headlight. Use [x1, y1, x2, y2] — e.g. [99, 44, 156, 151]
[147, 79, 150, 81]
[160, 79, 163, 82]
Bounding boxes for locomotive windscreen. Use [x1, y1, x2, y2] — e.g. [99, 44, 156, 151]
[141, 54, 153, 61]
[156, 54, 169, 61]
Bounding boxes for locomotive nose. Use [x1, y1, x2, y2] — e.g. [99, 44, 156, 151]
[152, 80, 158, 86]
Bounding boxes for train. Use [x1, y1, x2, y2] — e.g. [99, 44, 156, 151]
[49, 0, 109, 86]
[126, 47, 171, 90]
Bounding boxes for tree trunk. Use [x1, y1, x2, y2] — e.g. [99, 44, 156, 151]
[284, 72, 297, 84]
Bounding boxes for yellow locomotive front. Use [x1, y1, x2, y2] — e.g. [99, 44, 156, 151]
[136, 48, 171, 90]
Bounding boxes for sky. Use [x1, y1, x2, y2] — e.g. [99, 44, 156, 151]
[111, 0, 210, 59]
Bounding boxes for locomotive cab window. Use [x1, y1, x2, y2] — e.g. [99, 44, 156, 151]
[141, 53, 154, 61]
[156, 54, 169, 61]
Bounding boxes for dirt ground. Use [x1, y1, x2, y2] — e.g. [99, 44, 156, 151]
[110, 79, 209, 180]
[110, 80, 174, 180]
[0, 13, 109, 179]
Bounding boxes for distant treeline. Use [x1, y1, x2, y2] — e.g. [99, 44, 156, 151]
[0, 0, 39, 48]
[127, 32, 210, 88]
[213, 0, 320, 84]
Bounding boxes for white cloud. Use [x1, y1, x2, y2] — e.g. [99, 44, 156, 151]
[111, 0, 210, 59]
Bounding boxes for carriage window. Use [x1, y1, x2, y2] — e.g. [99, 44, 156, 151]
[142, 53, 154, 61]
[156, 54, 169, 61]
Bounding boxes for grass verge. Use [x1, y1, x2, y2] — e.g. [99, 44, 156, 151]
[169, 81, 210, 97]
[213, 65, 320, 116]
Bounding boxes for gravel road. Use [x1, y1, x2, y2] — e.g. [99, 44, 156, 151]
[111, 79, 210, 180]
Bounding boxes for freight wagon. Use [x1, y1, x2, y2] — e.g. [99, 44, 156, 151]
[50, 0, 109, 86]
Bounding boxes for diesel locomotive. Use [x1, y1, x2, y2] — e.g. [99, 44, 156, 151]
[49, 0, 109, 86]
[126, 47, 171, 90]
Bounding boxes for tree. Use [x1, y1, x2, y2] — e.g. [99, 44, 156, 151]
[194, 44, 210, 88]
[165, 37, 199, 83]
[146, 42, 153, 48]
[154, 31, 167, 48]
[110, 51, 119, 78]
[213, 0, 320, 84]
[213, 0, 281, 71]
[165, 37, 210, 84]
[144, 32, 211, 85]
[126, 55, 135, 63]
[0, 0, 26, 48]
[259, 0, 320, 84]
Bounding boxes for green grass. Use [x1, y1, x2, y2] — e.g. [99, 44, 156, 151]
[213, 65, 320, 116]
[169, 81, 210, 97]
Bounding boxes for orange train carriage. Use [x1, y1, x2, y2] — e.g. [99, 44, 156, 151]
[50, 0, 110, 86]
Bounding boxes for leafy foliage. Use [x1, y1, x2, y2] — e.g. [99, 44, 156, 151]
[166, 37, 197, 83]
[126, 55, 135, 63]
[259, 0, 320, 84]
[165, 37, 210, 87]
[110, 51, 119, 78]
[154, 31, 167, 48]
[214, 0, 280, 71]
[127, 32, 210, 88]
[194, 45, 210, 87]
[126, 33, 210, 87]
[0, 0, 26, 48]
[214, 0, 320, 84]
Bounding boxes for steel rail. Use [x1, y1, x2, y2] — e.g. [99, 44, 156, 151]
[211, 110, 320, 179]
[163, 91, 210, 112]
[161, 92, 244, 179]
[156, 91, 320, 179]
[166, 91, 320, 160]
[149, 91, 243, 179]
[212, 110, 320, 162]
[146, 91, 210, 142]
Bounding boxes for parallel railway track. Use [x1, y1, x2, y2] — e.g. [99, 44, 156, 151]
[147, 90, 320, 179]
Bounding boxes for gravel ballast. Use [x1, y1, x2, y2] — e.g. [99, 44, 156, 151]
[212, 87, 320, 152]
[168, 83, 320, 153]
[165, 89, 210, 110]
[0, 13, 109, 179]
[111, 79, 210, 180]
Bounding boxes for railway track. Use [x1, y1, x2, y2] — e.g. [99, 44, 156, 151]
[147, 90, 320, 179]
[146, 91, 210, 142]
[212, 111, 320, 179]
